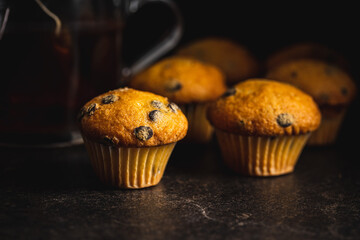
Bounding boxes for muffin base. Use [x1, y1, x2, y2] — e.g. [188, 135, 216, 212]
[307, 110, 346, 146]
[215, 130, 311, 176]
[83, 137, 175, 189]
[180, 103, 213, 143]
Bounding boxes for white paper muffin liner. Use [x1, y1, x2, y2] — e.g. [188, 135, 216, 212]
[308, 109, 346, 145]
[215, 130, 311, 176]
[83, 137, 176, 189]
[180, 103, 213, 143]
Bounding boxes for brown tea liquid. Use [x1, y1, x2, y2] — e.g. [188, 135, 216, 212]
[0, 20, 123, 146]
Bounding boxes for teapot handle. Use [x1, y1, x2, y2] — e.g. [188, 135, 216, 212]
[0, 2, 10, 40]
[119, 0, 183, 85]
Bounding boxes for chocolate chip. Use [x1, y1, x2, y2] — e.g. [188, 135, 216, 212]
[276, 113, 294, 128]
[149, 110, 162, 122]
[222, 88, 236, 98]
[87, 103, 99, 116]
[134, 126, 153, 141]
[291, 71, 298, 78]
[237, 120, 245, 130]
[168, 102, 179, 113]
[102, 136, 115, 146]
[150, 100, 164, 109]
[341, 87, 348, 96]
[77, 107, 86, 121]
[101, 94, 119, 104]
[165, 79, 182, 92]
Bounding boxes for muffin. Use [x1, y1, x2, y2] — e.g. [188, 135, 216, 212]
[266, 42, 349, 71]
[78, 88, 188, 189]
[207, 79, 321, 176]
[129, 56, 227, 143]
[266, 59, 357, 145]
[176, 37, 259, 85]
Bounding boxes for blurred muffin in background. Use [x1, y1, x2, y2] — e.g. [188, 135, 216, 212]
[129, 56, 227, 143]
[176, 37, 259, 85]
[266, 42, 350, 72]
[207, 79, 321, 176]
[267, 59, 357, 145]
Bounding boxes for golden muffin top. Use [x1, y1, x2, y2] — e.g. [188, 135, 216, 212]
[266, 42, 349, 71]
[78, 88, 188, 147]
[129, 57, 227, 104]
[207, 79, 321, 136]
[176, 37, 259, 85]
[266, 59, 357, 106]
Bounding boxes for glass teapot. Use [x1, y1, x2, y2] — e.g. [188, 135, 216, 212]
[0, 0, 182, 147]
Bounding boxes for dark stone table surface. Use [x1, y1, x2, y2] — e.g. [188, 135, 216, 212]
[1, 134, 360, 240]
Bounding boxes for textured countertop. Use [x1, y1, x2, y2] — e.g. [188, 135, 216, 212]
[1, 135, 359, 240]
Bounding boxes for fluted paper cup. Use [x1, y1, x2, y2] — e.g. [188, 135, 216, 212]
[308, 109, 346, 145]
[215, 130, 311, 176]
[180, 103, 213, 143]
[83, 137, 175, 189]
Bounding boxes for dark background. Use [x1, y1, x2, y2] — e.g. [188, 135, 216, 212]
[124, 1, 359, 67]
[123, 0, 360, 149]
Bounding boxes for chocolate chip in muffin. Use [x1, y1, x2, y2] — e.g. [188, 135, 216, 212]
[101, 94, 119, 104]
[149, 110, 162, 122]
[276, 113, 294, 128]
[341, 87, 348, 96]
[102, 136, 116, 146]
[238, 120, 245, 127]
[237, 120, 246, 130]
[222, 88, 236, 98]
[134, 126, 153, 141]
[87, 103, 99, 116]
[77, 107, 86, 121]
[150, 100, 165, 109]
[290, 71, 298, 78]
[168, 102, 180, 113]
[165, 78, 182, 92]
